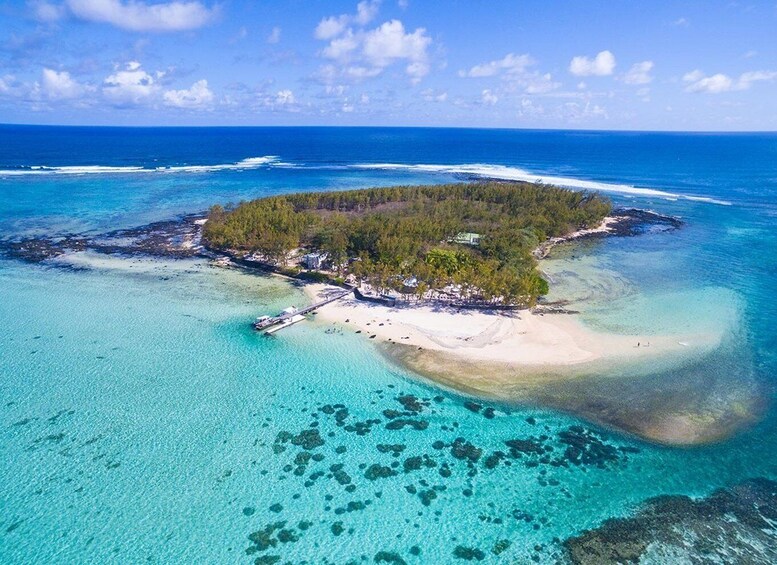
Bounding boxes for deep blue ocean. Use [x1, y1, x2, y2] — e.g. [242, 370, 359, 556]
[1, 125, 775, 563]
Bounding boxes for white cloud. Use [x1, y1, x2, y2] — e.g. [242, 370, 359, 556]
[363, 20, 431, 80]
[459, 53, 533, 78]
[624, 61, 654, 85]
[562, 101, 608, 120]
[518, 98, 544, 117]
[682, 69, 704, 83]
[103, 61, 158, 104]
[321, 31, 359, 60]
[685, 73, 732, 93]
[315, 15, 432, 84]
[0, 75, 35, 100]
[29, 1, 66, 22]
[743, 50, 758, 59]
[314, 1, 380, 39]
[459, 52, 559, 95]
[355, 0, 381, 25]
[66, 0, 217, 32]
[524, 72, 560, 94]
[344, 65, 382, 79]
[41, 68, 85, 99]
[275, 89, 295, 105]
[163, 79, 213, 108]
[569, 50, 616, 76]
[267, 26, 281, 44]
[421, 88, 447, 102]
[683, 69, 777, 93]
[481, 89, 498, 105]
[671, 17, 688, 26]
[315, 16, 348, 40]
[738, 70, 777, 87]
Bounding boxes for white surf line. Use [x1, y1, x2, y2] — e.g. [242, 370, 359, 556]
[0, 156, 283, 176]
[350, 162, 733, 206]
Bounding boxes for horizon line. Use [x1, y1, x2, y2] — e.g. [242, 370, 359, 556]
[1, 122, 776, 135]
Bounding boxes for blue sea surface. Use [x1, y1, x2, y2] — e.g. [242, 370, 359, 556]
[1, 126, 775, 563]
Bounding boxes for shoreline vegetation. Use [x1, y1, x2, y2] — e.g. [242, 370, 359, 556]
[202, 181, 613, 309]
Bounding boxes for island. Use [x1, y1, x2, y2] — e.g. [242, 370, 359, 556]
[203, 181, 755, 446]
[202, 181, 612, 308]
[1, 180, 752, 447]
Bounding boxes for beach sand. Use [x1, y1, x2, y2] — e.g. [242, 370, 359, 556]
[304, 283, 763, 445]
[304, 283, 716, 369]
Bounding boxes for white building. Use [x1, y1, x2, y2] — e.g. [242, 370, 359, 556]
[302, 252, 328, 270]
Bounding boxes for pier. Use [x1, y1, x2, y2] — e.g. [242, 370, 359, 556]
[254, 289, 352, 334]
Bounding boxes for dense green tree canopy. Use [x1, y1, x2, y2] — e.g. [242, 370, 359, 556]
[203, 181, 611, 307]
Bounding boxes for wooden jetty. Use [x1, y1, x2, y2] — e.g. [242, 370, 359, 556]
[254, 289, 352, 334]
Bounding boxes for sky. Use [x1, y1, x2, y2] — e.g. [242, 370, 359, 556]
[1, 0, 776, 130]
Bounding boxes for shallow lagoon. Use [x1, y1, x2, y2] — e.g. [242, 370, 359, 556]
[1, 127, 776, 562]
[0, 252, 772, 563]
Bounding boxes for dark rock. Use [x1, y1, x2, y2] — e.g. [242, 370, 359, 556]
[504, 437, 546, 457]
[364, 464, 398, 481]
[450, 438, 482, 463]
[418, 489, 437, 506]
[483, 451, 505, 469]
[453, 546, 485, 561]
[374, 551, 407, 564]
[377, 443, 406, 457]
[276, 529, 299, 543]
[385, 419, 429, 431]
[491, 539, 511, 556]
[290, 429, 325, 450]
[463, 401, 482, 413]
[397, 395, 427, 413]
[564, 478, 777, 565]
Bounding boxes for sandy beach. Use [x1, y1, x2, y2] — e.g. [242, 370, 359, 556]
[303, 283, 764, 446]
[304, 283, 718, 370]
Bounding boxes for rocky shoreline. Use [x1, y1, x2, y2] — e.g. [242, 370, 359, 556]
[533, 207, 683, 259]
[0, 213, 206, 264]
[0, 207, 682, 278]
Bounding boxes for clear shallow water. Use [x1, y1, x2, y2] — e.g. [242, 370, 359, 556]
[1, 126, 776, 563]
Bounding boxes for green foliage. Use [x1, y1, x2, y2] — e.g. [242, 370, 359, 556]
[203, 181, 612, 307]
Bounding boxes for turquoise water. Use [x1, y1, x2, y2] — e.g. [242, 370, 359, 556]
[1, 127, 776, 563]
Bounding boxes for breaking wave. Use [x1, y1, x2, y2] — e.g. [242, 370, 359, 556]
[350, 162, 732, 205]
[0, 156, 731, 206]
[0, 156, 282, 176]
